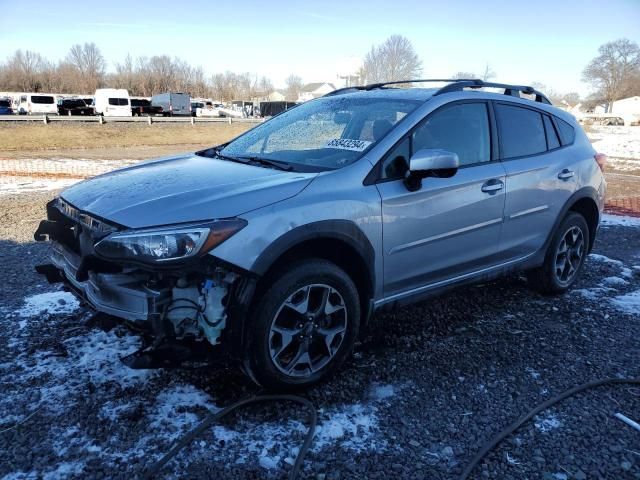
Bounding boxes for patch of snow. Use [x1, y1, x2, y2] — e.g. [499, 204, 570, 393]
[601, 214, 640, 228]
[15, 291, 80, 319]
[611, 290, 640, 315]
[368, 383, 395, 400]
[602, 276, 629, 286]
[0, 176, 80, 196]
[588, 253, 625, 266]
[534, 413, 562, 433]
[589, 126, 640, 163]
[525, 367, 541, 380]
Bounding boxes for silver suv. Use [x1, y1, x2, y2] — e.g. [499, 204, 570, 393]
[35, 79, 607, 390]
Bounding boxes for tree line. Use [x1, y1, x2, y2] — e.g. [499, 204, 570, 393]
[0, 37, 638, 108]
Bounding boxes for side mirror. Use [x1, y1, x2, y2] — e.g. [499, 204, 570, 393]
[404, 149, 459, 191]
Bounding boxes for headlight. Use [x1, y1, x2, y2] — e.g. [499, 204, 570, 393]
[94, 219, 247, 263]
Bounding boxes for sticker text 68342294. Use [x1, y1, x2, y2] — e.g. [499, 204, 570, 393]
[325, 138, 372, 152]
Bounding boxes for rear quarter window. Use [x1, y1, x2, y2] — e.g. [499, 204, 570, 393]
[495, 104, 546, 159]
[543, 115, 561, 150]
[555, 117, 575, 146]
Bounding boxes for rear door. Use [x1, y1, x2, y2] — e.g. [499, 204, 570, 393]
[495, 102, 578, 261]
[376, 101, 507, 299]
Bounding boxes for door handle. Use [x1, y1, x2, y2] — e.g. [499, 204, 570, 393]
[481, 179, 504, 193]
[558, 169, 574, 180]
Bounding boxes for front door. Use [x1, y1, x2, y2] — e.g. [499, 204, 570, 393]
[376, 101, 507, 299]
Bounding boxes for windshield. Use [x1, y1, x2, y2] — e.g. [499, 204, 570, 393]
[220, 96, 421, 170]
[64, 100, 86, 107]
[0, 100, 10, 107]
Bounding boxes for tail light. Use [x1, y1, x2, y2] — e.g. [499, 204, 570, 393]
[594, 153, 607, 172]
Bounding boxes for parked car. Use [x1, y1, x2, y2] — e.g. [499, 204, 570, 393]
[57, 98, 94, 116]
[0, 97, 12, 115]
[192, 100, 223, 117]
[94, 88, 132, 117]
[16, 93, 58, 115]
[131, 98, 163, 116]
[151, 92, 190, 116]
[34, 79, 606, 390]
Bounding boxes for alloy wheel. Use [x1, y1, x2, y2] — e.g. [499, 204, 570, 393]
[554, 225, 585, 286]
[269, 284, 347, 377]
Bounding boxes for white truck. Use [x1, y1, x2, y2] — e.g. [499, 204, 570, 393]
[94, 88, 132, 117]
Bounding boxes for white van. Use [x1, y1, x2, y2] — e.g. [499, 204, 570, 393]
[16, 93, 58, 115]
[94, 88, 132, 117]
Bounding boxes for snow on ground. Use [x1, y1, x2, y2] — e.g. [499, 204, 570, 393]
[588, 126, 640, 170]
[15, 290, 80, 319]
[534, 413, 562, 433]
[0, 158, 139, 196]
[0, 176, 80, 195]
[601, 213, 640, 227]
[1, 288, 392, 477]
[611, 290, 640, 315]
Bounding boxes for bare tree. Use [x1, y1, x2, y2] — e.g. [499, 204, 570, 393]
[361, 35, 422, 84]
[0, 50, 51, 91]
[481, 63, 496, 81]
[66, 43, 106, 92]
[284, 74, 303, 101]
[583, 38, 640, 111]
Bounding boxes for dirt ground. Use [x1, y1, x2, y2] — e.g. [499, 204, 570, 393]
[0, 123, 254, 158]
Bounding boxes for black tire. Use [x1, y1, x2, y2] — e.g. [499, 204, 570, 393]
[527, 212, 590, 295]
[245, 259, 360, 390]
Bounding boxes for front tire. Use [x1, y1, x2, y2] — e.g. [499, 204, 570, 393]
[527, 212, 590, 294]
[246, 259, 360, 390]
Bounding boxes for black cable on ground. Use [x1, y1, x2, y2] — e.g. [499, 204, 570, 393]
[143, 394, 317, 480]
[459, 377, 640, 480]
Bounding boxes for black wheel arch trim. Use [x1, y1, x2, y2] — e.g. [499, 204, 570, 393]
[542, 186, 601, 254]
[250, 220, 376, 292]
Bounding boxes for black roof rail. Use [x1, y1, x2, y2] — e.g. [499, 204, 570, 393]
[435, 80, 552, 104]
[323, 79, 480, 97]
[324, 78, 552, 105]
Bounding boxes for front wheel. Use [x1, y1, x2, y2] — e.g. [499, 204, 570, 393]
[245, 259, 360, 390]
[527, 212, 590, 294]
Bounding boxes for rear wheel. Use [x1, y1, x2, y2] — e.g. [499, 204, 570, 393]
[246, 259, 360, 390]
[527, 212, 589, 294]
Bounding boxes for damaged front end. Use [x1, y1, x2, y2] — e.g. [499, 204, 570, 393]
[34, 197, 255, 368]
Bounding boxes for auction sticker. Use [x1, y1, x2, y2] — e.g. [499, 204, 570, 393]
[325, 138, 372, 152]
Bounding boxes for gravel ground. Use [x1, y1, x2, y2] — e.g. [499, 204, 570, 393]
[0, 191, 639, 480]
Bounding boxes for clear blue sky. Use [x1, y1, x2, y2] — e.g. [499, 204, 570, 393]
[1, 0, 638, 94]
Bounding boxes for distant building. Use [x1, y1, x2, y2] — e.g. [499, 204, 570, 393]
[268, 90, 286, 102]
[297, 83, 336, 102]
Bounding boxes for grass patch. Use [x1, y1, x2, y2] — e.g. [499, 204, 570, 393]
[0, 123, 254, 152]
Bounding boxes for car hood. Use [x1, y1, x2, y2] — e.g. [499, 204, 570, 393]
[60, 153, 317, 228]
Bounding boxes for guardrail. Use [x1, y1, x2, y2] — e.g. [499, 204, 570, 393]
[0, 115, 264, 125]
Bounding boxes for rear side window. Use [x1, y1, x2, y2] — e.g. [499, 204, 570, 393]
[496, 104, 546, 159]
[555, 117, 575, 146]
[543, 115, 560, 150]
[412, 102, 491, 166]
[108, 98, 129, 106]
[31, 95, 54, 104]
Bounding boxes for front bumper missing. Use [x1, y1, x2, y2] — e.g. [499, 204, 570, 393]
[47, 240, 166, 322]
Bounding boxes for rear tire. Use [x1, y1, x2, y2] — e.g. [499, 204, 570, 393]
[527, 212, 590, 295]
[245, 259, 360, 391]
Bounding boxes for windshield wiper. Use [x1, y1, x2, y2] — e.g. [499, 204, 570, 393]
[238, 156, 292, 171]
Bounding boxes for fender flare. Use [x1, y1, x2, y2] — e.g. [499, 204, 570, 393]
[250, 219, 376, 294]
[541, 186, 601, 254]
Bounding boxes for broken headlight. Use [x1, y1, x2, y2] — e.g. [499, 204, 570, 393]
[94, 219, 247, 264]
